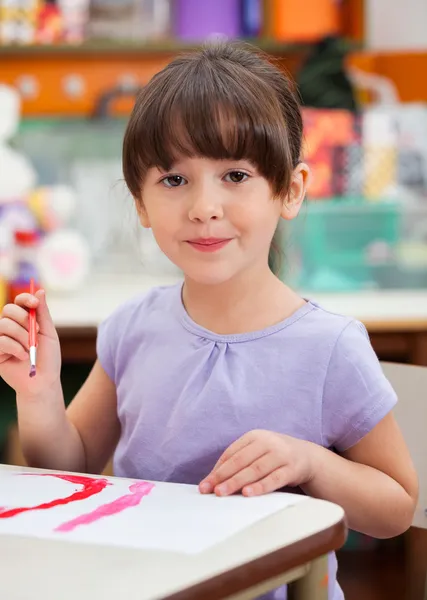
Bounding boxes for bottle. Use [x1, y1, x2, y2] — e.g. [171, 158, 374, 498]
[0, 222, 13, 310]
[0, 277, 5, 311]
[241, 0, 262, 38]
[7, 229, 40, 303]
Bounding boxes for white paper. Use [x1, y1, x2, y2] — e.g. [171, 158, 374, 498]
[0, 471, 308, 554]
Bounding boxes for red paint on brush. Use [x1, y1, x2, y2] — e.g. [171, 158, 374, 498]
[55, 481, 155, 532]
[0, 474, 110, 519]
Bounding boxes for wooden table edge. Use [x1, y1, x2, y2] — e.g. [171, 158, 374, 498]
[163, 517, 348, 600]
[362, 320, 427, 333]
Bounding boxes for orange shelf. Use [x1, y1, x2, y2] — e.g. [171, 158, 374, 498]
[0, 40, 309, 116]
[9, 45, 426, 116]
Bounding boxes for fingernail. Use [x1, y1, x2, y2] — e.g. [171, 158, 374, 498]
[216, 484, 227, 496]
[244, 486, 254, 496]
[199, 482, 212, 494]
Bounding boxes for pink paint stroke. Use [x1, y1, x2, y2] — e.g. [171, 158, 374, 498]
[55, 481, 155, 533]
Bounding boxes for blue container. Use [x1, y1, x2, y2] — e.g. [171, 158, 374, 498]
[241, 0, 262, 37]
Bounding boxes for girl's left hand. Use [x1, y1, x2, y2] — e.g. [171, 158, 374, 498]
[199, 429, 317, 497]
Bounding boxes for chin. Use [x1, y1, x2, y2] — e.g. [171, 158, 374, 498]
[181, 264, 239, 286]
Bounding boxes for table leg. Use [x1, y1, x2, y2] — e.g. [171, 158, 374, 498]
[405, 527, 427, 600]
[288, 555, 329, 600]
[406, 333, 427, 600]
[412, 332, 427, 367]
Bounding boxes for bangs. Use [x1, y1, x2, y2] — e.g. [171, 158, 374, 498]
[123, 45, 300, 199]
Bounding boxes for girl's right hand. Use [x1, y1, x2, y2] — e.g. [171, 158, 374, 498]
[0, 290, 62, 397]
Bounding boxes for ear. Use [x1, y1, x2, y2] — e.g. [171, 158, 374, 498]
[135, 199, 151, 229]
[280, 163, 310, 221]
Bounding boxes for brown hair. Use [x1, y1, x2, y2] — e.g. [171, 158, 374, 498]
[122, 40, 303, 201]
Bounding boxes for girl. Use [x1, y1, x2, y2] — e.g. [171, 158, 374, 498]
[0, 42, 418, 599]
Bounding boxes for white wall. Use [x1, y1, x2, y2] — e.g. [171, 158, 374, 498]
[366, 0, 427, 51]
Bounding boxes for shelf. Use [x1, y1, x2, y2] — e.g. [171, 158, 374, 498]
[0, 37, 318, 116]
[0, 38, 310, 58]
[1, 36, 359, 116]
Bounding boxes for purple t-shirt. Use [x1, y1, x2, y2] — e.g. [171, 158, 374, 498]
[97, 283, 397, 600]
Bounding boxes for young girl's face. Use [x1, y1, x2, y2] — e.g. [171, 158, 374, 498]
[139, 156, 306, 285]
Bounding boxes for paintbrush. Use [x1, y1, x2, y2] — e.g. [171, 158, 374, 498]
[29, 278, 37, 378]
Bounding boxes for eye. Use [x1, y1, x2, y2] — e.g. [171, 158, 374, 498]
[161, 175, 187, 188]
[224, 171, 249, 184]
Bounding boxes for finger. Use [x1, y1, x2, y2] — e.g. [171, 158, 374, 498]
[199, 435, 255, 494]
[204, 444, 267, 491]
[0, 318, 31, 349]
[14, 293, 39, 311]
[14, 290, 56, 337]
[0, 336, 28, 361]
[212, 432, 255, 472]
[1, 303, 39, 331]
[242, 466, 292, 497]
[34, 290, 57, 337]
[214, 453, 283, 497]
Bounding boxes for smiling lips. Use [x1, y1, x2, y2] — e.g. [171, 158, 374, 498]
[187, 238, 232, 252]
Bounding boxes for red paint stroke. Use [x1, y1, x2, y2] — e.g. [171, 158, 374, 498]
[55, 481, 155, 533]
[0, 474, 110, 519]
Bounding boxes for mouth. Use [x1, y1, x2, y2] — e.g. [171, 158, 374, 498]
[186, 238, 232, 253]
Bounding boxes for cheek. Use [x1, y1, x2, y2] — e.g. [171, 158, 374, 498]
[232, 200, 280, 238]
[146, 211, 181, 253]
[145, 203, 179, 232]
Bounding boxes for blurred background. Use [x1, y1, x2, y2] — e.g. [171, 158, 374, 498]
[2, 0, 427, 299]
[1, 2, 427, 598]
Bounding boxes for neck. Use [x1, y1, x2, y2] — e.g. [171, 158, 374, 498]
[182, 263, 304, 335]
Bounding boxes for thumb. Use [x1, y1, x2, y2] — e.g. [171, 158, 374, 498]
[35, 289, 57, 338]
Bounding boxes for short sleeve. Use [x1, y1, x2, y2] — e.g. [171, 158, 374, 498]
[322, 320, 397, 451]
[95, 297, 140, 384]
[95, 288, 163, 384]
[96, 316, 117, 383]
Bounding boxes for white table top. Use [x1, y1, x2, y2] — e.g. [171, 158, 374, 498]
[0, 464, 346, 600]
[45, 273, 427, 332]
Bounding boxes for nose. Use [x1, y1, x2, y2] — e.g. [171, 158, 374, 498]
[187, 183, 224, 223]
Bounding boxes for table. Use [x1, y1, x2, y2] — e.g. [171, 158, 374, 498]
[45, 273, 427, 366]
[0, 464, 347, 600]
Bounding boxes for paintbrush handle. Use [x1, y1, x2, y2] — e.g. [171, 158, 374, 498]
[29, 309, 36, 348]
[29, 279, 37, 349]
